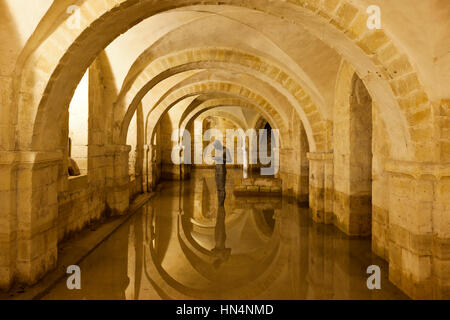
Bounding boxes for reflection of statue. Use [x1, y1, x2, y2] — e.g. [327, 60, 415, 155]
[212, 140, 231, 206]
[211, 206, 231, 268]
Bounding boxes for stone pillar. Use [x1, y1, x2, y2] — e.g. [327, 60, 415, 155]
[264, 145, 280, 179]
[193, 120, 203, 166]
[279, 148, 295, 198]
[15, 151, 62, 285]
[279, 147, 307, 202]
[333, 156, 373, 236]
[143, 144, 161, 191]
[106, 144, 131, 215]
[151, 145, 161, 190]
[142, 144, 150, 192]
[307, 152, 334, 224]
[372, 170, 390, 260]
[386, 160, 450, 299]
[0, 151, 17, 290]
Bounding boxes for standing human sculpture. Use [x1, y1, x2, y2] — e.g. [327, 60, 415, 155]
[212, 140, 231, 206]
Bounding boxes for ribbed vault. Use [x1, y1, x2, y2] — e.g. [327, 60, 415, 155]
[1, 0, 449, 299]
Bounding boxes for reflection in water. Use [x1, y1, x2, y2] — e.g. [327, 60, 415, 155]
[42, 169, 408, 300]
[212, 141, 231, 267]
[211, 206, 231, 269]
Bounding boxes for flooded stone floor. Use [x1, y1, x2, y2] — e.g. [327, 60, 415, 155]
[42, 169, 408, 300]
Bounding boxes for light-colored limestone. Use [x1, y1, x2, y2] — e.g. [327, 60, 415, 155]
[0, 0, 449, 300]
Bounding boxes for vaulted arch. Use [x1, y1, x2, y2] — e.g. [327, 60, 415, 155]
[15, 0, 437, 161]
[2, 1, 449, 298]
[116, 48, 326, 151]
[144, 81, 289, 149]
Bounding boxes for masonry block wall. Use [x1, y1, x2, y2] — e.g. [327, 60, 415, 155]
[1, 0, 450, 300]
[0, 53, 142, 289]
[279, 112, 309, 203]
[385, 161, 450, 299]
[307, 60, 450, 298]
[371, 100, 392, 261]
[308, 152, 334, 224]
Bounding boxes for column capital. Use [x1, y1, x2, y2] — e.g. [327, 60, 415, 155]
[0, 150, 63, 165]
[105, 144, 132, 155]
[307, 152, 333, 161]
[385, 159, 450, 180]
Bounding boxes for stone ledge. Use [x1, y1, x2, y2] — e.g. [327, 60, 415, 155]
[0, 151, 63, 165]
[67, 175, 88, 192]
[388, 222, 450, 259]
[104, 144, 132, 156]
[386, 159, 450, 179]
[307, 152, 333, 161]
[233, 177, 282, 197]
[234, 185, 282, 197]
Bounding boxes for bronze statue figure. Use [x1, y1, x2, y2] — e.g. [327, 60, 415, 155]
[212, 140, 231, 206]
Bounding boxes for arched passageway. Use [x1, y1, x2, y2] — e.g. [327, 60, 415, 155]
[1, 0, 449, 300]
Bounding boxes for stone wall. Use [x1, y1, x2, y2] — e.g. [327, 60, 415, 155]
[333, 69, 373, 236]
[1, 0, 450, 299]
[386, 161, 450, 299]
[279, 112, 309, 204]
[234, 177, 282, 196]
[305, 60, 450, 298]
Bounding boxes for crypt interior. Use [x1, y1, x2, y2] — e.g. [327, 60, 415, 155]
[0, 0, 450, 300]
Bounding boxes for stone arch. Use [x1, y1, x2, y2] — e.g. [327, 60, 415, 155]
[3, 0, 448, 298]
[176, 97, 286, 175]
[192, 110, 247, 132]
[144, 82, 289, 149]
[333, 67, 374, 236]
[116, 48, 325, 152]
[198, 108, 246, 130]
[132, 68, 297, 162]
[179, 98, 277, 135]
[15, 0, 435, 162]
[252, 115, 270, 132]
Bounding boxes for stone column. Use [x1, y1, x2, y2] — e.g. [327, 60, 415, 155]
[143, 144, 161, 191]
[132, 145, 144, 195]
[333, 155, 373, 236]
[15, 151, 62, 285]
[279, 148, 294, 198]
[106, 144, 131, 215]
[142, 144, 150, 192]
[151, 145, 160, 190]
[0, 151, 17, 290]
[386, 160, 450, 299]
[307, 152, 334, 224]
[193, 120, 203, 166]
[279, 147, 306, 201]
